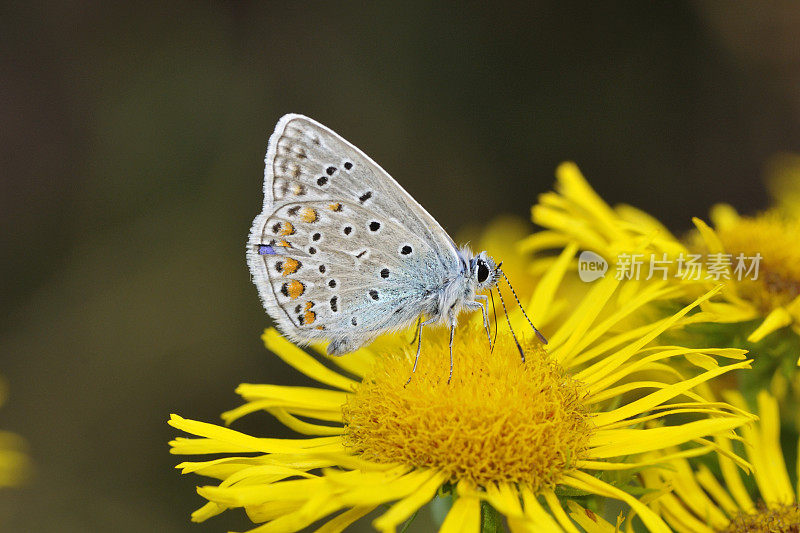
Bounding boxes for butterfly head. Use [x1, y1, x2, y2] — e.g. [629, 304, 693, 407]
[469, 251, 499, 290]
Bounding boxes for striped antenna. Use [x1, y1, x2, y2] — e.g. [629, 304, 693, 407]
[495, 280, 526, 362]
[498, 268, 548, 345]
[489, 289, 498, 353]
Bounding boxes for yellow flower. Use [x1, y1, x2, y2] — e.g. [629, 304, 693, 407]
[169, 247, 752, 533]
[644, 390, 798, 533]
[694, 205, 800, 343]
[0, 377, 30, 488]
[524, 161, 800, 346]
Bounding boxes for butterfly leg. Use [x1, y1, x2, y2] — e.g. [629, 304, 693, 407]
[472, 295, 492, 350]
[447, 324, 455, 384]
[405, 317, 436, 386]
[465, 298, 492, 350]
[409, 316, 422, 345]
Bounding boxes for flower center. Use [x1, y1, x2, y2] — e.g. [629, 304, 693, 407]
[342, 327, 593, 489]
[715, 213, 800, 312]
[721, 502, 800, 533]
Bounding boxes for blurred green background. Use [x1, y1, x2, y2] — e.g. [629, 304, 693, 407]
[2, 2, 800, 531]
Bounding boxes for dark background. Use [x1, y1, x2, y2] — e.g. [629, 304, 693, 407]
[2, 2, 800, 531]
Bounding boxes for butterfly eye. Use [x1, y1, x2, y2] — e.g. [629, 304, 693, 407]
[477, 260, 490, 283]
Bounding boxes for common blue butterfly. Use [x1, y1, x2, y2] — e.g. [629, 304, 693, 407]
[248, 115, 545, 382]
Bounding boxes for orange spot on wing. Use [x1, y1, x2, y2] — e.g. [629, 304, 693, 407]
[300, 207, 318, 223]
[304, 301, 314, 310]
[277, 239, 292, 248]
[282, 258, 300, 275]
[328, 203, 342, 211]
[287, 280, 305, 299]
[303, 310, 316, 324]
[279, 222, 295, 236]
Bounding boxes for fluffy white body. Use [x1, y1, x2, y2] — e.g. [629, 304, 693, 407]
[247, 114, 499, 361]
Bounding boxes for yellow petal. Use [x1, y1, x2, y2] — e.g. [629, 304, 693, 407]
[190, 501, 227, 523]
[591, 360, 751, 428]
[565, 501, 617, 533]
[245, 500, 303, 523]
[752, 390, 794, 505]
[547, 274, 619, 358]
[168, 414, 341, 455]
[222, 401, 343, 427]
[483, 482, 524, 520]
[528, 242, 578, 319]
[540, 489, 580, 533]
[665, 458, 729, 529]
[314, 506, 376, 533]
[716, 434, 755, 513]
[646, 491, 715, 533]
[440, 488, 480, 533]
[747, 307, 793, 342]
[575, 444, 714, 471]
[589, 417, 751, 458]
[563, 471, 670, 533]
[517, 230, 572, 255]
[691, 217, 724, 254]
[371, 471, 446, 532]
[517, 485, 566, 532]
[334, 469, 435, 507]
[562, 283, 681, 368]
[263, 408, 343, 436]
[309, 343, 376, 379]
[245, 494, 341, 533]
[694, 301, 758, 323]
[199, 477, 328, 508]
[695, 464, 739, 516]
[588, 379, 701, 405]
[575, 286, 722, 383]
[234, 384, 348, 411]
[533, 211, 611, 255]
[708, 203, 740, 230]
[616, 203, 678, 238]
[555, 162, 624, 241]
[261, 329, 358, 391]
[177, 456, 332, 479]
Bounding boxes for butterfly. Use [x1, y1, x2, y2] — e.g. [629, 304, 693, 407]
[247, 114, 546, 382]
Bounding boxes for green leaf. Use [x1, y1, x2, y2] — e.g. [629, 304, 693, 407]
[430, 493, 453, 527]
[481, 501, 506, 533]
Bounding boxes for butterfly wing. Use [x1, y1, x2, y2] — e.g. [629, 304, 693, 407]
[247, 114, 462, 353]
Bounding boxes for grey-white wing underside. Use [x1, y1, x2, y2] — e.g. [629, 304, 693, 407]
[247, 114, 461, 347]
